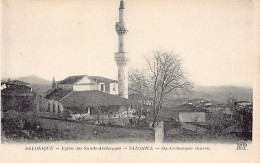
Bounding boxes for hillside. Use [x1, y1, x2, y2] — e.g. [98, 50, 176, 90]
[193, 85, 253, 102]
[166, 85, 253, 105]
[17, 75, 51, 85]
[181, 85, 252, 103]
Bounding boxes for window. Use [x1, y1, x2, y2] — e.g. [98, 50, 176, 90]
[101, 84, 105, 92]
[47, 103, 50, 112]
[58, 105, 61, 114]
[53, 103, 55, 113]
[112, 84, 117, 91]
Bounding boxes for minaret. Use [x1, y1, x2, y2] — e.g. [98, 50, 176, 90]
[115, 0, 128, 99]
[52, 76, 57, 89]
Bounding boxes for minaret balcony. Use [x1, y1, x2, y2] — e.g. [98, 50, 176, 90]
[114, 52, 128, 66]
[115, 22, 128, 34]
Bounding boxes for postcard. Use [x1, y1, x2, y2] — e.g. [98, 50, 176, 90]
[1, 0, 260, 162]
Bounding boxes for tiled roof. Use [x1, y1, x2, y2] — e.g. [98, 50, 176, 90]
[45, 88, 72, 100]
[58, 75, 117, 85]
[58, 75, 96, 85]
[2, 85, 32, 94]
[58, 75, 86, 84]
[6, 80, 29, 86]
[89, 76, 118, 83]
[61, 90, 132, 107]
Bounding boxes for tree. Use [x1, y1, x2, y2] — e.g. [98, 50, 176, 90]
[129, 51, 193, 127]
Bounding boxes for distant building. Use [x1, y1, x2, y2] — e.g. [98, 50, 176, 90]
[204, 105, 225, 113]
[185, 99, 212, 107]
[57, 75, 118, 95]
[1, 82, 7, 90]
[235, 101, 252, 108]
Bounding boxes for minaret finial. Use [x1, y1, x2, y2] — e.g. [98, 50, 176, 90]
[119, 0, 125, 9]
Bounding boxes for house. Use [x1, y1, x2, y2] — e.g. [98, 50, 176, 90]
[57, 75, 118, 95]
[43, 88, 134, 125]
[176, 104, 208, 123]
[1, 82, 7, 90]
[158, 104, 209, 134]
[1, 79, 30, 90]
[185, 99, 213, 108]
[159, 104, 208, 123]
[204, 105, 225, 113]
[1, 80, 37, 112]
[5, 80, 30, 87]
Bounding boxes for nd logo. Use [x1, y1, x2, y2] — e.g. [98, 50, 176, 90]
[236, 142, 247, 150]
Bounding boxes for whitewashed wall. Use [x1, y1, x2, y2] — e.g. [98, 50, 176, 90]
[45, 100, 64, 114]
[109, 83, 118, 95]
[73, 84, 98, 91]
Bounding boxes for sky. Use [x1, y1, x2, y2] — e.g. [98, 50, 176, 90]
[1, 0, 258, 86]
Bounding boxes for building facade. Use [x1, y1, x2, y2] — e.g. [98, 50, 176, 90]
[57, 75, 118, 95]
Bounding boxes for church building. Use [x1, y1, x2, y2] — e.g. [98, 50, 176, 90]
[42, 0, 135, 125]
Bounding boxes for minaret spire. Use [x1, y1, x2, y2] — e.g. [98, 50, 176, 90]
[115, 0, 128, 98]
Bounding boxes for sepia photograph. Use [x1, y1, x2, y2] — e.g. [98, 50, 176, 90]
[1, 0, 260, 162]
